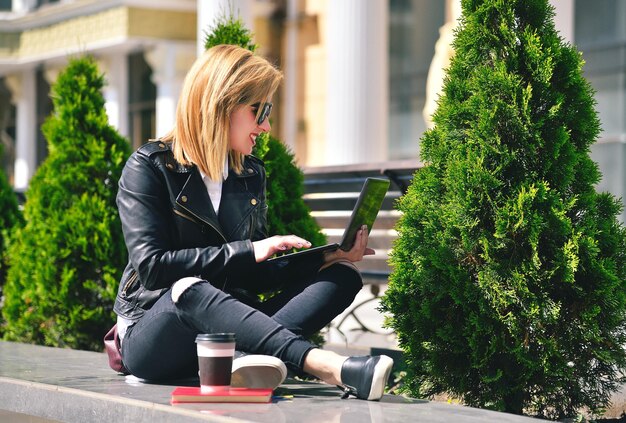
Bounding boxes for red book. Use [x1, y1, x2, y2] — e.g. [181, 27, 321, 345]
[170, 386, 273, 404]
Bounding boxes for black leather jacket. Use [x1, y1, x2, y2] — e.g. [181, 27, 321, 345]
[113, 140, 320, 321]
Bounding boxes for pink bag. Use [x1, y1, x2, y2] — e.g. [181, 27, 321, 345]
[103, 324, 130, 374]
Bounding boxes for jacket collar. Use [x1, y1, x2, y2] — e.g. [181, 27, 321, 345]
[174, 161, 260, 241]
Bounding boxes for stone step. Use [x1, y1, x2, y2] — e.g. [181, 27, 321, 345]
[304, 192, 401, 212]
[354, 254, 391, 272]
[324, 230, 396, 250]
[311, 210, 401, 230]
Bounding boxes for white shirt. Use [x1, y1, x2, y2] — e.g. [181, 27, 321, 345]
[117, 158, 229, 341]
[198, 158, 229, 214]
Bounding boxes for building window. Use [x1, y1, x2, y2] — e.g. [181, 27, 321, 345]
[574, 0, 626, 222]
[388, 0, 445, 160]
[36, 0, 60, 8]
[0, 78, 16, 184]
[575, 0, 626, 138]
[35, 68, 52, 166]
[0, 0, 12, 11]
[128, 52, 156, 150]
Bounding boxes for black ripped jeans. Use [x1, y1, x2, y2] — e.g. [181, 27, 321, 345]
[120, 263, 362, 380]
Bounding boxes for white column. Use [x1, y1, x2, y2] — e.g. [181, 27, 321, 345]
[43, 65, 62, 86]
[424, 0, 461, 129]
[281, 0, 298, 151]
[12, 0, 37, 13]
[5, 71, 37, 191]
[99, 54, 129, 137]
[551, 0, 574, 44]
[144, 43, 196, 139]
[197, 0, 253, 57]
[325, 0, 388, 165]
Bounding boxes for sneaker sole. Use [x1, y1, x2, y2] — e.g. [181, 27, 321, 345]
[231, 355, 287, 390]
[367, 355, 394, 401]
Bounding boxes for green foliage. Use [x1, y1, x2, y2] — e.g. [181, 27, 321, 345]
[254, 133, 325, 245]
[381, 0, 626, 419]
[0, 148, 23, 331]
[2, 57, 131, 350]
[203, 11, 258, 52]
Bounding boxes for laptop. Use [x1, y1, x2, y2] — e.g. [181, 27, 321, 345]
[267, 177, 391, 262]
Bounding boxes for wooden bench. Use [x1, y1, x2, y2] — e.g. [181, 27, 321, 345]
[302, 160, 422, 335]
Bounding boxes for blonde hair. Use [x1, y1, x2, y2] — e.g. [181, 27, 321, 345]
[162, 44, 283, 180]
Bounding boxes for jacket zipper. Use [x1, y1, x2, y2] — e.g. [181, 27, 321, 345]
[174, 207, 232, 292]
[173, 207, 228, 243]
[122, 270, 138, 294]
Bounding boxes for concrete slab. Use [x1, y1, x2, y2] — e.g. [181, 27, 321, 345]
[0, 341, 541, 422]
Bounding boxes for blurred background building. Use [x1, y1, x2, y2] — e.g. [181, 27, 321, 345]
[0, 0, 624, 222]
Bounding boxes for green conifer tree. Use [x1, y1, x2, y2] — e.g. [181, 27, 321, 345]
[203, 11, 258, 53]
[381, 0, 626, 418]
[204, 13, 325, 246]
[0, 147, 22, 323]
[2, 57, 130, 350]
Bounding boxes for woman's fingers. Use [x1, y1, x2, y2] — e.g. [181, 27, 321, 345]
[324, 225, 375, 264]
[253, 235, 311, 262]
[359, 225, 368, 249]
[276, 235, 311, 250]
[352, 225, 368, 254]
[359, 228, 375, 256]
[257, 229, 373, 264]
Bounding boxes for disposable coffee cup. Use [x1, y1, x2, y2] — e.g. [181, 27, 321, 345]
[196, 333, 236, 393]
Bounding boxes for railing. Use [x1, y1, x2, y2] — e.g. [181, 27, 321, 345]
[303, 159, 420, 206]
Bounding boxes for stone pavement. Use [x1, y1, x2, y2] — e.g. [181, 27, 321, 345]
[0, 341, 545, 422]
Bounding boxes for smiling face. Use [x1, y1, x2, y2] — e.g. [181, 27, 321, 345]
[229, 103, 272, 155]
[169, 45, 282, 180]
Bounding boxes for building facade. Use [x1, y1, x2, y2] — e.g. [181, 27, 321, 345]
[0, 0, 624, 220]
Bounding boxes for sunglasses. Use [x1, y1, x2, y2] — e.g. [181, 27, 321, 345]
[251, 102, 273, 125]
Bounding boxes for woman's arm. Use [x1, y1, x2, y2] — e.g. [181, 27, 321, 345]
[117, 152, 256, 291]
[247, 165, 316, 262]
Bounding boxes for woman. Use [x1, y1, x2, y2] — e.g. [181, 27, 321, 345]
[114, 44, 393, 401]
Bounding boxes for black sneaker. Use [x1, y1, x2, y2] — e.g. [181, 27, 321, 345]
[339, 355, 394, 400]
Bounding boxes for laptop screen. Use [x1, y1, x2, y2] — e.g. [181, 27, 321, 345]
[267, 177, 390, 261]
[338, 177, 390, 251]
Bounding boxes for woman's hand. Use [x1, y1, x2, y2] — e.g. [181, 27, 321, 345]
[324, 225, 375, 264]
[252, 235, 312, 263]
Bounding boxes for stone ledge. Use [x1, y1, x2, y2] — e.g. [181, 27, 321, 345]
[0, 377, 231, 423]
[0, 341, 540, 422]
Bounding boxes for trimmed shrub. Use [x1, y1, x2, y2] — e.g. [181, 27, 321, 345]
[381, 0, 626, 419]
[0, 149, 22, 332]
[2, 57, 130, 350]
[203, 12, 258, 52]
